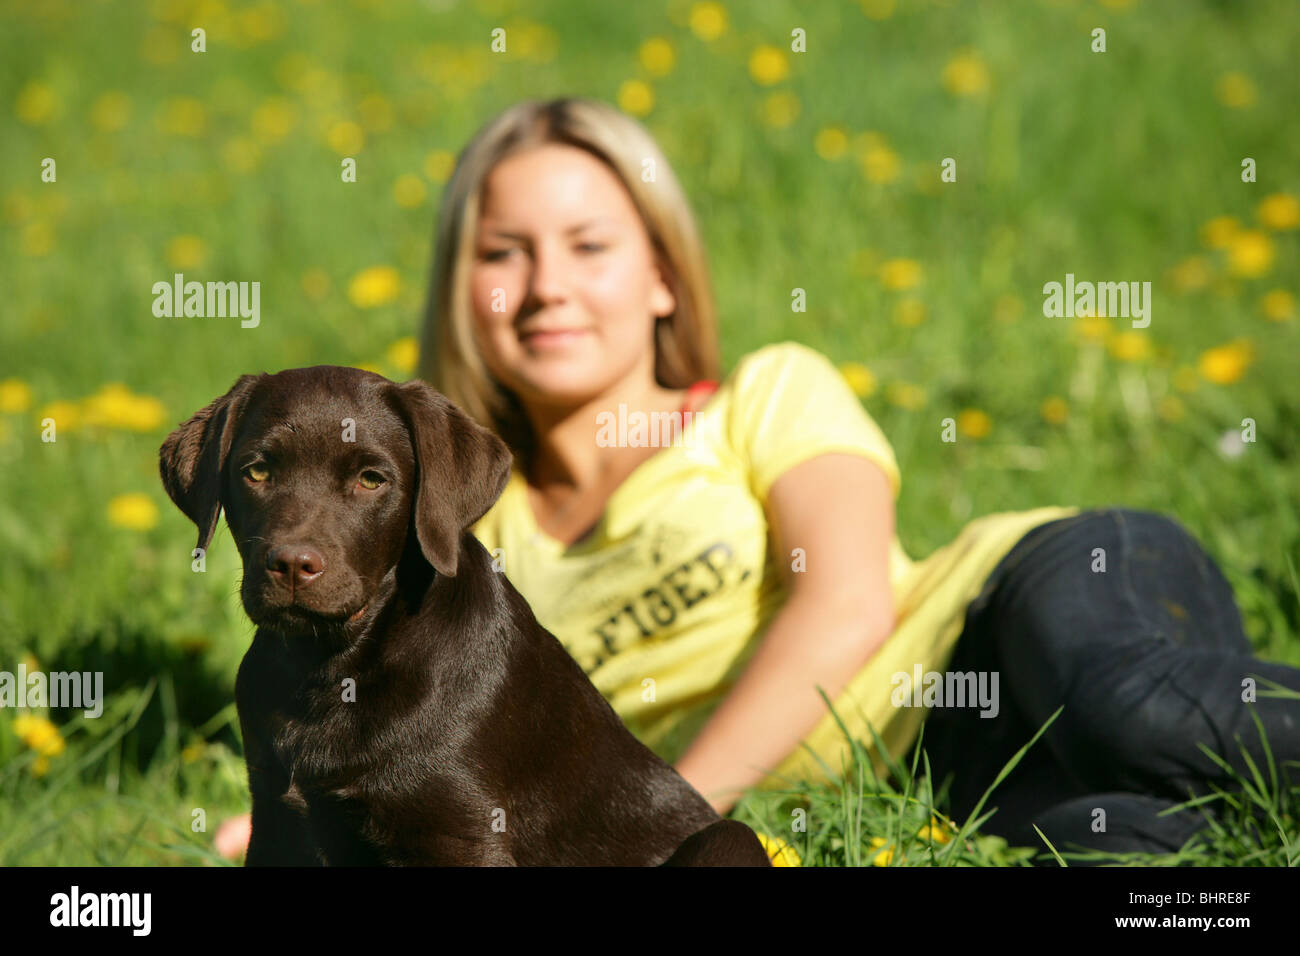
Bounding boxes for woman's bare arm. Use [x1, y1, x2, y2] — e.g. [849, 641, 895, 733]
[674, 452, 898, 814]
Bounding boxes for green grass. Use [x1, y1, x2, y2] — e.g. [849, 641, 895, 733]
[2, 0, 1298, 865]
[730, 685, 1300, 867]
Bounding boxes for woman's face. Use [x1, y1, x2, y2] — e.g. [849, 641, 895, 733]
[468, 143, 676, 408]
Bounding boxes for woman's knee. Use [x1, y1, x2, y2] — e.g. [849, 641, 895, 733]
[1108, 508, 1249, 652]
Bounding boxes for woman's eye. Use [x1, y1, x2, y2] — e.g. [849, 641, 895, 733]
[244, 464, 269, 482]
[482, 248, 515, 262]
[577, 242, 606, 253]
[358, 471, 386, 490]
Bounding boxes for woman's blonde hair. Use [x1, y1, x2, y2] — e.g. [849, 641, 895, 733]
[417, 97, 720, 474]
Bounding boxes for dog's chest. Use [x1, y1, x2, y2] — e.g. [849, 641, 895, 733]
[269, 707, 377, 800]
[265, 705, 513, 864]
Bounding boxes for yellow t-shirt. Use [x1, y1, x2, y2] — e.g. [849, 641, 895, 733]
[471, 341, 1079, 787]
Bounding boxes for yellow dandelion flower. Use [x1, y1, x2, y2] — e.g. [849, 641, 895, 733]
[1200, 216, 1239, 249]
[140, 25, 180, 66]
[21, 222, 54, 257]
[1215, 72, 1256, 109]
[235, 3, 283, 44]
[1227, 230, 1274, 279]
[942, 51, 990, 97]
[617, 80, 654, 116]
[815, 127, 849, 161]
[1260, 289, 1294, 322]
[1198, 340, 1254, 385]
[155, 97, 207, 137]
[754, 833, 802, 867]
[869, 835, 894, 866]
[886, 382, 927, 410]
[90, 91, 132, 132]
[1072, 314, 1112, 343]
[387, 338, 419, 375]
[839, 361, 877, 398]
[1172, 366, 1200, 393]
[689, 2, 728, 41]
[108, 493, 160, 531]
[639, 38, 675, 77]
[222, 136, 261, 173]
[81, 385, 134, 425]
[15, 717, 65, 765]
[15, 81, 60, 125]
[1257, 193, 1300, 231]
[251, 97, 296, 143]
[879, 258, 922, 291]
[301, 268, 331, 302]
[327, 120, 364, 155]
[165, 235, 208, 270]
[860, 0, 896, 20]
[81, 385, 167, 431]
[521, 22, 559, 63]
[300, 67, 342, 108]
[38, 400, 80, 432]
[181, 741, 206, 763]
[359, 94, 394, 133]
[861, 146, 900, 184]
[957, 408, 992, 439]
[1106, 330, 1152, 362]
[749, 45, 789, 86]
[760, 91, 800, 128]
[1168, 256, 1211, 293]
[424, 149, 455, 183]
[916, 814, 955, 844]
[1157, 396, 1185, 422]
[4, 192, 33, 225]
[894, 298, 926, 327]
[1040, 396, 1069, 425]
[853, 130, 888, 158]
[393, 174, 427, 209]
[13, 714, 64, 757]
[347, 266, 401, 309]
[0, 379, 33, 414]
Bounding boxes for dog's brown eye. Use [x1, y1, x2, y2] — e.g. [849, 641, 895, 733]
[358, 471, 385, 490]
[244, 464, 270, 483]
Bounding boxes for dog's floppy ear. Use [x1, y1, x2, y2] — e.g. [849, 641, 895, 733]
[392, 380, 513, 577]
[159, 374, 264, 556]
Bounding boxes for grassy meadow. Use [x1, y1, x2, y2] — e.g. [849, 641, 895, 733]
[1, 0, 1298, 866]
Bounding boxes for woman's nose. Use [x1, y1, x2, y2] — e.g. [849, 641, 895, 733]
[525, 242, 571, 306]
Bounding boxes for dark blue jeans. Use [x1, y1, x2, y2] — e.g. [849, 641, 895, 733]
[917, 507, 1300, 863]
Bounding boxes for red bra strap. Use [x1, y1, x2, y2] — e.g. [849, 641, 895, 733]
[681, 380, 718, 415]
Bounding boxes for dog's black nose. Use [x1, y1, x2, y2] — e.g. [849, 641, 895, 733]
[265, 546, 326, 588]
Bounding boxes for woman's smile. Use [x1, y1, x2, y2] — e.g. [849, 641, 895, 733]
[518, 327, 592, 349]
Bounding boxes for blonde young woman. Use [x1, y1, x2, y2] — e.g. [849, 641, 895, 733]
[410, 97, 1300, 862]
[215, 97, 1300, 864]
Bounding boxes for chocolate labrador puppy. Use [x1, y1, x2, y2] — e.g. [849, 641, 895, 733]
[159, 366, 772, 866]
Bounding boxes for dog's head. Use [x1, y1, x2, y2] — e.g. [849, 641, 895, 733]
[159, 366, 512, 636]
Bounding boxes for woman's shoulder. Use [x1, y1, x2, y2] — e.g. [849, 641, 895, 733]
[722, 339, 857, 407]
[729, 339, 833, 377]
[720, 339, 901, 501]
[713, 340, 834, 404]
